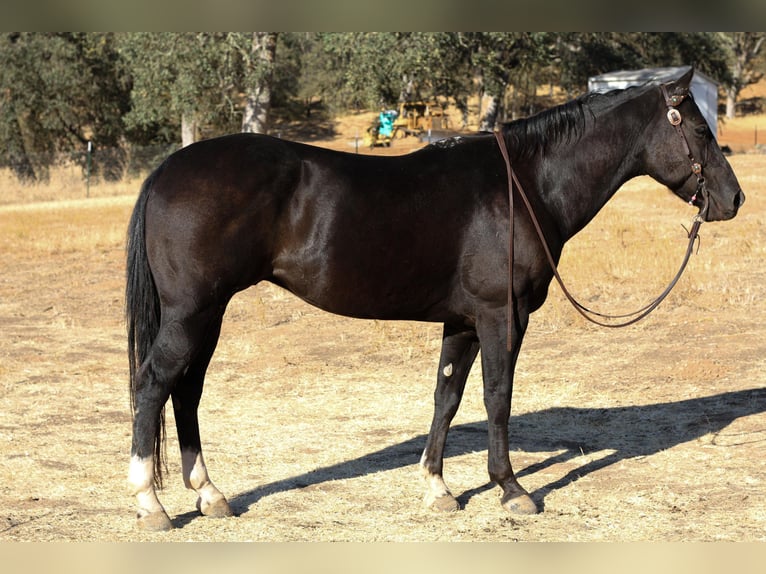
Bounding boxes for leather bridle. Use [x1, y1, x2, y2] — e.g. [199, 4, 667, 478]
[660, 84, 710, 220]
[495, 82, 705, 351]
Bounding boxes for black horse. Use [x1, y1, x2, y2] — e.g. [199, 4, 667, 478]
[126, 69, 744, 530]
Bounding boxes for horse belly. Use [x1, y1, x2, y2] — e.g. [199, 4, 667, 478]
[271, 207, 461, 322]
[273, 243, 456, 322]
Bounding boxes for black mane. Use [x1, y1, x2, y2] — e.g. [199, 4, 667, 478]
[501, 85, 648, 160]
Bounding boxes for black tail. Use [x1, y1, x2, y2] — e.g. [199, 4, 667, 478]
[126, 170, 166, 488]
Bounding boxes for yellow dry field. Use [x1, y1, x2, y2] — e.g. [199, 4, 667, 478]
[1, 115, 765, 541]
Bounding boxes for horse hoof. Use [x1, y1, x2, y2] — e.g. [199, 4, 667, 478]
[427, 493, 460, 512]
[198, 497, 234, 518]
[137, 511, 174, 531]
[501, 493, 539, 515]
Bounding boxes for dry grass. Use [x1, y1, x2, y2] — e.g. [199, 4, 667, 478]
[0, 164, 144, 206]
[0, 107, 765, 541]
[0, 196, 136, 257]
[718, 116, 766, 152]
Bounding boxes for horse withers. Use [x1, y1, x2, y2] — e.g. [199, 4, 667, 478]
[126, 69, 743, 530]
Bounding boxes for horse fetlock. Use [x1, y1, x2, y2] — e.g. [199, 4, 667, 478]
[422, 471, 460, 512]
[191, 481, 232, 518]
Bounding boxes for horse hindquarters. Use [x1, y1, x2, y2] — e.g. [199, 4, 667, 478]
[127, 176, 240, 530]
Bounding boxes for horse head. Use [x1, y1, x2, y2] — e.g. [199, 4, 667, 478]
[645, 68, 745, 222]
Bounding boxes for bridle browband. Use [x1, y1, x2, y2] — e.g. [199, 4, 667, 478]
[495, 81, 706, 351]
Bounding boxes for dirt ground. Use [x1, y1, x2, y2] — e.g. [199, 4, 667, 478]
[1, 106, 765, 542]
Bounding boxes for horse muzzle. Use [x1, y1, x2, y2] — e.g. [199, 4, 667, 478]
[702, 187, 745, 222]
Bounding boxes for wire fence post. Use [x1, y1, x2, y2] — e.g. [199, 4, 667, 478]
[86, 141, 92, 198]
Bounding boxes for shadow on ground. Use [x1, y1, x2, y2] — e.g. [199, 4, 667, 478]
[175, 387, 765, 527]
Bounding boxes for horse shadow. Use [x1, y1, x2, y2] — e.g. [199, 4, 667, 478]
[186, 387, 765, 525]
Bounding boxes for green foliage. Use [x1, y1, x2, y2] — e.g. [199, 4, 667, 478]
[314, 33, 477, 112]
[116, 33, 239, 141]
[0, 32, 130, 182]
[720, 32, 765, 91]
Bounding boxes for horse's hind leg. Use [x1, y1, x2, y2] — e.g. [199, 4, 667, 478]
[129, 306, 225, 530]
[171, 310, 233, 519]
[420, 325, 479, 511]
[129, 353, 174, 531]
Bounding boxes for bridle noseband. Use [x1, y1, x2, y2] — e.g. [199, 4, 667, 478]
[496, 81, 706, 350]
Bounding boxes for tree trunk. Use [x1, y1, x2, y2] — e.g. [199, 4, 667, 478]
[181, 112, 198, 147]
[399, 73, 415, 103]
[479, 92, 503, 132]
[724, 33, 765, 120]
[241, 32, 277, 134]
[725, 87, 738, 120]
[8, 113, 38, 182]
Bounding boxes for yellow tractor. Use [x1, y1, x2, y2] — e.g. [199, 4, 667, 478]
[391, 101, 449, 139]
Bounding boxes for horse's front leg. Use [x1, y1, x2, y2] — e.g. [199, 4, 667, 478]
[420, 324, 480, 511]
[477, 310, 539, 515]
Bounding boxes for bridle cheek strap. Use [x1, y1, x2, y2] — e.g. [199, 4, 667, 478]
[660, 83, 708, 217]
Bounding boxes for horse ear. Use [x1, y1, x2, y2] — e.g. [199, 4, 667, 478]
[670, 67, 694, 94]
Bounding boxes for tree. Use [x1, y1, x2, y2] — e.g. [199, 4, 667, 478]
[0, 32, 129, 181]
[721, 32, 765, 118]
[236, 32, 278, 134]
[312, 33, 465, 113]
[318, 33, 409, 111]
[546, 33, 638, 97]
[120, 32, 289, 143]
[284, 33, 331, 118]
[117, 33, 237, 147]
[458, 33, 553, 130]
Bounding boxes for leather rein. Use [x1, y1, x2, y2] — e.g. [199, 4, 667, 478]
[495, 83, 707, 351]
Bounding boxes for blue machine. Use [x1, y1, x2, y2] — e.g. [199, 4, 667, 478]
[378, 109, 398, 138]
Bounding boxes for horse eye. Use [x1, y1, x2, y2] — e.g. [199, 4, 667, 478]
[694, 125, 710, 138]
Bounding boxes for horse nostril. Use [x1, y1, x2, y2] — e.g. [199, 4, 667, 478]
[736, 190, 746, 208]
